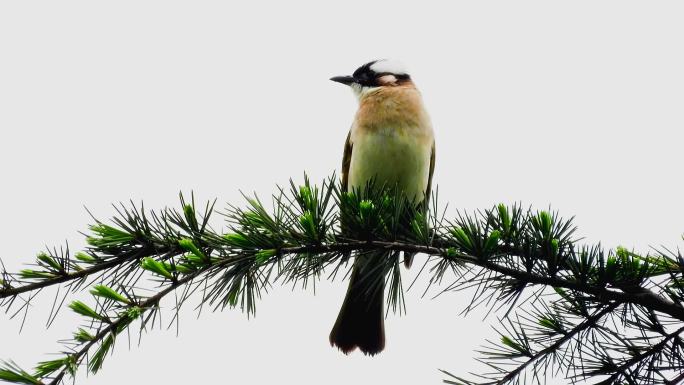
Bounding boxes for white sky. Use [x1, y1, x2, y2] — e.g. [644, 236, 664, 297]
[1, 1, 683, 384]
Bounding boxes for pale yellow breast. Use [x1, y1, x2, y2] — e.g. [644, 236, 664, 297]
[348, 86, 434, 203]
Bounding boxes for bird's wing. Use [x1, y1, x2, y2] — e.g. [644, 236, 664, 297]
[425, 142, 436, 204]
[341, 130, 353, 192]
[404, 141, 436, 269]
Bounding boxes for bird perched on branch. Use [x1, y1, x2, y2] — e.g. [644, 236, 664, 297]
[329, 59, 436, 355]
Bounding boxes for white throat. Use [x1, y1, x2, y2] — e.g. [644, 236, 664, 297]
[350, 83, 377, 101]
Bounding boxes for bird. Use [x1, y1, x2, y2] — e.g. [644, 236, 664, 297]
[328, 59, 436, 356]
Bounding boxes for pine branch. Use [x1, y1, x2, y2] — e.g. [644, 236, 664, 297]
[0, 175, 683, 384]
[4, 241, 682, 324]
[45, 256, 227, 385]
[0, 248, 150, 300]
[599, 324, 684, 384]
[279, 241, 684, 322]
[495, 302, 621, 385]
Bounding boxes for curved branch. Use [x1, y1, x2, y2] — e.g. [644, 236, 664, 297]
[277, 241, 684, 322]
[604, 324, 684, 384]
[497, 301, 620, 384]
[0, 248, 149, 300]
[45, 255, 226, 385]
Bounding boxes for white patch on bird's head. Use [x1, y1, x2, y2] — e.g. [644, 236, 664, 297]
[369, 59, 409, 76]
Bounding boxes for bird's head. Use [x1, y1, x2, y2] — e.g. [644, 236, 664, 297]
[331, 59, 413, 99]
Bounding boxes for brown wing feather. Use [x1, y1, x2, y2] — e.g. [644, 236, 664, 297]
[425, 142, 436, 205]
[404, 142, 436, 269]
[341, 130, 353, 192]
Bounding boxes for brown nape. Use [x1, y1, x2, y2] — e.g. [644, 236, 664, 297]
[396, 77, 414, 86]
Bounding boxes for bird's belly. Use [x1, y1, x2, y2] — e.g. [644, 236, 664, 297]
[349, 130, 431, 203]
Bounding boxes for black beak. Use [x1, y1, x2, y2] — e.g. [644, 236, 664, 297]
[330, 75, 356, 85]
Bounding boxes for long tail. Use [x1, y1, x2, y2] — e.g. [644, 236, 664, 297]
[329, 257, 385, 356]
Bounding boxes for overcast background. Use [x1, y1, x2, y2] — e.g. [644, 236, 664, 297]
[1, 1, 683, 384]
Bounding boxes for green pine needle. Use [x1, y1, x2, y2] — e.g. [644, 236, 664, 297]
[254, 249, 277, 265]
[451, 227, 472, 250]
[89, 285, 130, 304]
[19, 270, 55, 280]
[497, 203, 511, 234]
[36, 252, 62, 272]
[73, 328, 95, 343]
[501, 336, 527, 355]
[223, 233, 253, 249]
[34, 357, 67, 378]
[0, 361, 41, 385]
[484, 230, 501, 252]
[178, 239, 207, 262]
[86, 224, 134, 248]
[74, 252, 97, 264]
[88, 334, 114, 374]
[68, 300, 106, 321]
[140, 257, 173, 280]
